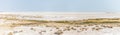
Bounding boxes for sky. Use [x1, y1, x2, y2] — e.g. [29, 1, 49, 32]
[0, 0, 120, 12]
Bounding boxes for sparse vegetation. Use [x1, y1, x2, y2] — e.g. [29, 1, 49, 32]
[82, 18, 120, 23]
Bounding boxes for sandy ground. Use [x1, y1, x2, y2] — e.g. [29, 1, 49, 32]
[0, 14, 120, 35]
[1, 23, 120, 35]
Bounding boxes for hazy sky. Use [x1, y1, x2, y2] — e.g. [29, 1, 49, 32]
[0, 0, 120, 12]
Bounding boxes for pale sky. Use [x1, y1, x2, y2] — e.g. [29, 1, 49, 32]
[0, 0, 120, 12]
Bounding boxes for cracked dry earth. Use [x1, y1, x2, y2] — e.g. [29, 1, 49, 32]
[0, 14, 120, 35]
